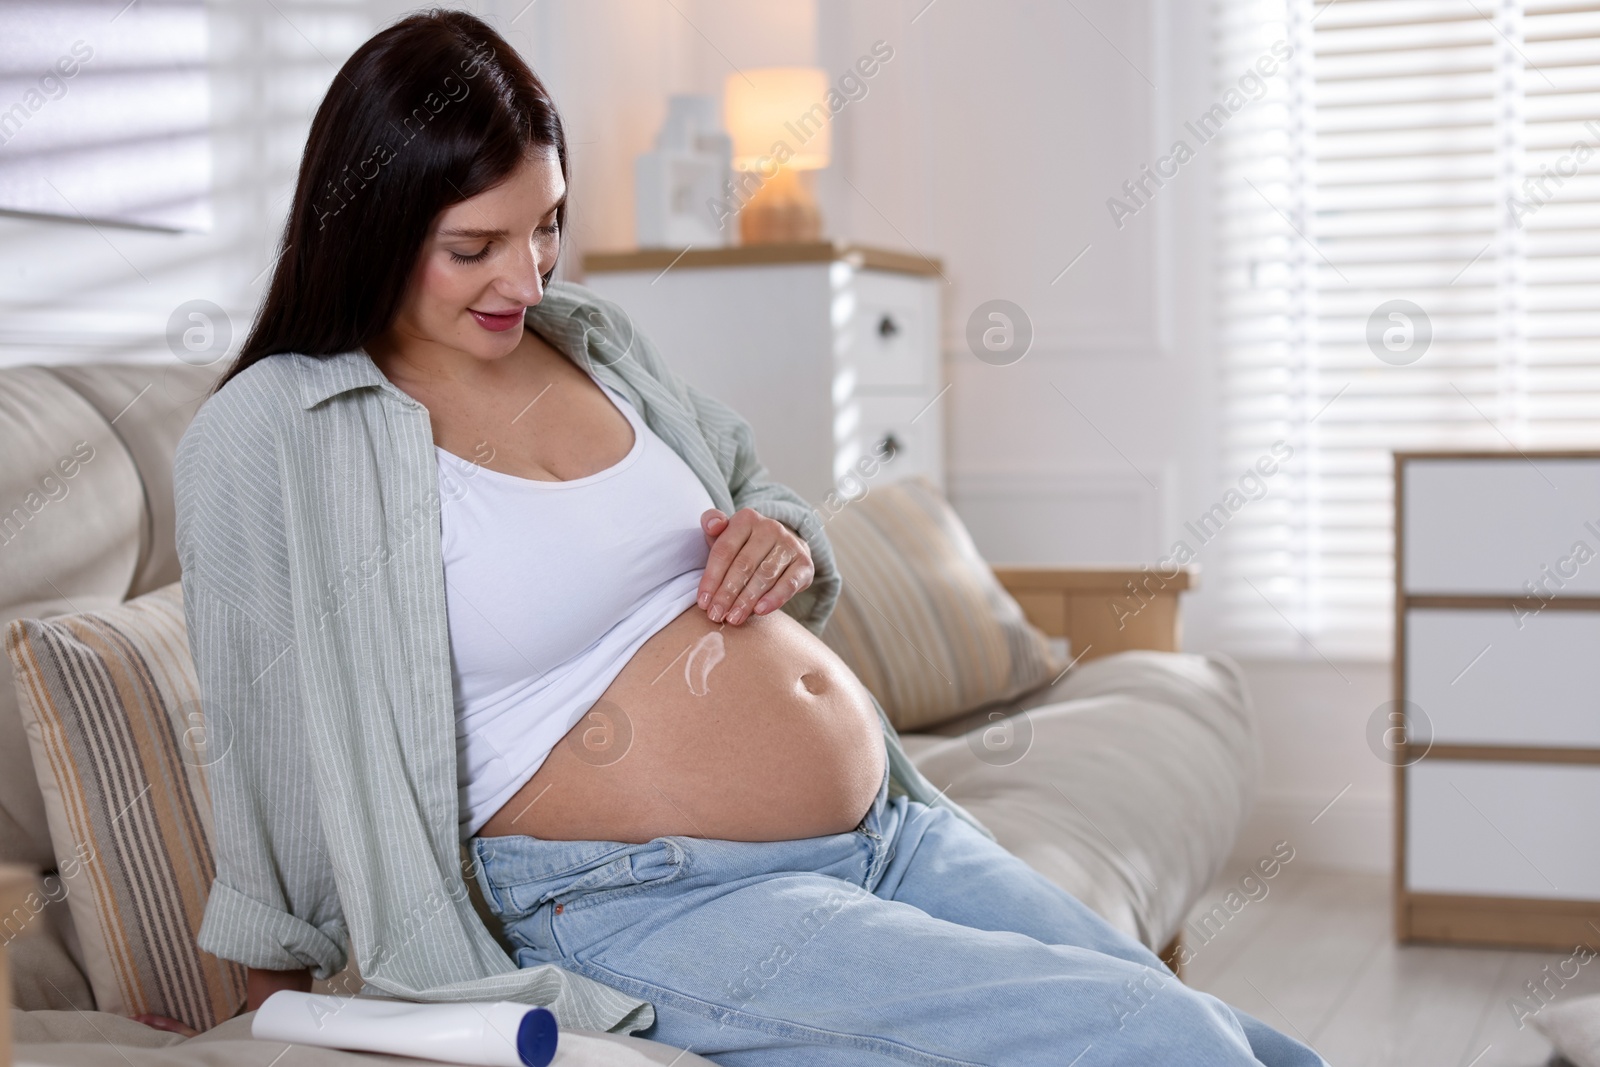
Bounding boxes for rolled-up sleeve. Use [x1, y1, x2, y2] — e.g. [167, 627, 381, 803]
[182, 582, 349, 978]
[175, 402, 349, 980]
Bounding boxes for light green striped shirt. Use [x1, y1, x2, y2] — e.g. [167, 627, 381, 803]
[173, 280, 993, 1035]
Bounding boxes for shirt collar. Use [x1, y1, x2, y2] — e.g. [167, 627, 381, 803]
[295, 282, 614, 410]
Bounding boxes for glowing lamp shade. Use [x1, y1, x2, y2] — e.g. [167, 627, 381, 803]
[724, 68, 831, 172]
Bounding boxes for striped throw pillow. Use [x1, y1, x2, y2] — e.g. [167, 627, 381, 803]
[819, 475, 1068, 732]
[4, 582, 245, 1030]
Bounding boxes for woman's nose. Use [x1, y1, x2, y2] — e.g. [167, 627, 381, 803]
[502, 244, 547, 304]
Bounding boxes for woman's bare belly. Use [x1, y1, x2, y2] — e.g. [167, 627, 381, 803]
[476, 601, 888, 843]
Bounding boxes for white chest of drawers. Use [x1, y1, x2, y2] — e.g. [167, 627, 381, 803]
[1396, 451, 1600, 948]
[581, 243, 944, 510]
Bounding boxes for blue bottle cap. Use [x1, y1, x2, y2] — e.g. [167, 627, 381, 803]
[516, 1006, 559, 1067]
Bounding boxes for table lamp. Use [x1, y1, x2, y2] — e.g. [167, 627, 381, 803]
[723, 67, 830, 244]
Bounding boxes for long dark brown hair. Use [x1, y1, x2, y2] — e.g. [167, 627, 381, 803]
[210, 8, 568, 395]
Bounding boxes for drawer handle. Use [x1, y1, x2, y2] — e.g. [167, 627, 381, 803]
[877, 314, 900, 339]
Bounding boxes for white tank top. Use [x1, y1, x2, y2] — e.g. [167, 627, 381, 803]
[436, 369, 715, 840]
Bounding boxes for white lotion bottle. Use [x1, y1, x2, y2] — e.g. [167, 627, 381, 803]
[252, 990, 559, 1067]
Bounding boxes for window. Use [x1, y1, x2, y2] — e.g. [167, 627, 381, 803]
[0, 0, 210, 231]
[1216, 0, 1600, 658]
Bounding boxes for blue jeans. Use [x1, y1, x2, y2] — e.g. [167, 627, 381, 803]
[468, 764, 1327, 1067]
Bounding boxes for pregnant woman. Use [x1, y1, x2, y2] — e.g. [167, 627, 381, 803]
[175, 10, 1325, 1066]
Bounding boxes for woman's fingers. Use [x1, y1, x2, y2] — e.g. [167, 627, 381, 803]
[697, 508, 746, 614]
[698, 509, 813, 624]
[751, 556, 814, 619]
[724, 542, 796, 624]
[132, 1014, 200, 1038]
[699, 508, 728, 546]
[707, 521, 777, 623]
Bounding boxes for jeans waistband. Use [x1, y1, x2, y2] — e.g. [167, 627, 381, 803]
[469, 755, 895, 917]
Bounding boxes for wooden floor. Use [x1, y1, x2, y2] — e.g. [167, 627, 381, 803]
[1180, 862, 1599, 1067]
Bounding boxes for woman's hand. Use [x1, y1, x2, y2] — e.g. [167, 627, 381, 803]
[698, 508, 813, 625]
[245, 966, 312, 1013]
[131, 1014, 200, 1038]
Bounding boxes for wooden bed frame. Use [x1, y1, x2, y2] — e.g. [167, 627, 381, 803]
[993, 564, 1194, 664]
[991, 564, 1197, 977]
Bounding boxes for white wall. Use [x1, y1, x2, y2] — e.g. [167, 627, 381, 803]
[517, 0, 1392, 873]
[841, 0, 1389, 873]
[0, 0, 1391, 872]
[501, 0, 818, 261]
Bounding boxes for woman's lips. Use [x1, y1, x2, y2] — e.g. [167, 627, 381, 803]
[469, 308, 524, 332]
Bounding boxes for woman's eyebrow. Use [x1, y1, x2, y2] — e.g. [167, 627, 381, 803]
[437, 198, 565, 240]
[438, 226, 506, 239]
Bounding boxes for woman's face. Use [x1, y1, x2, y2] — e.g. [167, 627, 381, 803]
[386, 145, 564, 364]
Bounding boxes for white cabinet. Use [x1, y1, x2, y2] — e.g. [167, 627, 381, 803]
[1405, 609, 1600, 747]
[1407, 761, 1600, 900]
[1402, 457, 1600, 595]
[1396, 451, 1600, 948]
[581, 243, 944, 509]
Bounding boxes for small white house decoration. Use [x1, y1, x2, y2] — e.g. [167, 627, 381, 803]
[634, 94, 734, 249]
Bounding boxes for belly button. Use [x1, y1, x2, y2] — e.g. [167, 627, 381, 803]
[799, 671, 826, 695]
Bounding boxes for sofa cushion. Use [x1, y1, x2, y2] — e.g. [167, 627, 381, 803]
[819, 475, 1068, 731]
[5, 581, 246, 1031]
[44, 362, 222, 600]
[7, 870, 96, 1011]
[0, 366, 148, 870]
[906, 650, 1259, 951]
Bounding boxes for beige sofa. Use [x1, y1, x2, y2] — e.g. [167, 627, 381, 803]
[1, 359, 1260, 1065]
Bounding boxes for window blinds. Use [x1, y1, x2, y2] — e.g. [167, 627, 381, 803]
[1215, 0, 1600, 658]
[0, 0, 209, 231]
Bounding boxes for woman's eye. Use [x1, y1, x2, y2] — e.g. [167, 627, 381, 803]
[450, 246, 491, 264]
[537, 222, 559, 236]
